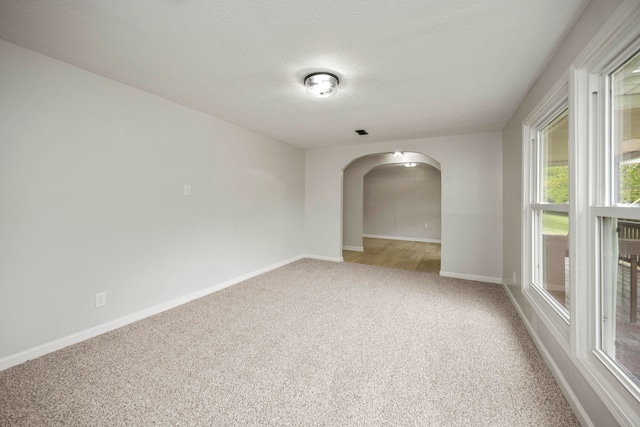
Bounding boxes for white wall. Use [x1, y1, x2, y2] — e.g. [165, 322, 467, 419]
[0, 40, 305, 361]
[502, 0, 626, 425]
[364, 165, 441, 241]
[306, 132, 502, 282]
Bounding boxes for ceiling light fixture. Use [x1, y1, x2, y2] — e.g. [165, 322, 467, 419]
[392, 151, 403, 157]
[405, 163, 417, 168]
[304, 72, 339, 98]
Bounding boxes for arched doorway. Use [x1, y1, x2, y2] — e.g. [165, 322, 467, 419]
[341, 152, 442, 273]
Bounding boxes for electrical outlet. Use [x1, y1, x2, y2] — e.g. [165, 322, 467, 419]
[424, 223, 428, 229]
[95, 291, 107, 308]
[512, 271, 517, 284]
[183, 184, 191, 196]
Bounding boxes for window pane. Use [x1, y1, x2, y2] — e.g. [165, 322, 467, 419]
[534, 211, 570, 310]
[601, 217, 640, 385]
[532, 106, 570, 314]
[612, 50, 640, 205]
[539, 109, 569, 204]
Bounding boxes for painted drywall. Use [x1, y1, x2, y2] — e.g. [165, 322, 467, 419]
[501, 0, 626, 424]
[364, 165, 441, 241]
[306, 132, 502, 282]
[0, 40, 305, 360]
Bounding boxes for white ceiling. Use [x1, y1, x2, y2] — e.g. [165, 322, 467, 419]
[0, 0, 589, 149]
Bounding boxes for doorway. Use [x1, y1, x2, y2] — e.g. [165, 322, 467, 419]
[341, 152, 442, 274]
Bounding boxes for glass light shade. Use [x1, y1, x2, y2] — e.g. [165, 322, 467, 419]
[304, 73, 339, 98]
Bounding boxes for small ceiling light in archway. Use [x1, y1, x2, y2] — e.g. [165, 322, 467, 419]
[304, 72, 339, 98]
[404, 163, 417, 168]
[392, 151, 403, 157]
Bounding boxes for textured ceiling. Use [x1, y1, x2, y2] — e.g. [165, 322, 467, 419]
[0, 0, 589, 149]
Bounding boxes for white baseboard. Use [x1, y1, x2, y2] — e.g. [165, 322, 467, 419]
[439, 271, 502, 284]
[342, 245, 364, 252]
[0, 255, 306, 372]
[303, 254, 343, 262]
[363, 234, 441, 244]
[501, 281, 592, 427]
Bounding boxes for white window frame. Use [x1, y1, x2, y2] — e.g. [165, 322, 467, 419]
[569, 2, 640, 423]
[522, 79, 571, 347]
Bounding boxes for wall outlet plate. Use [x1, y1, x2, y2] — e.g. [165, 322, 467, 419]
[95, 291, 107, 308]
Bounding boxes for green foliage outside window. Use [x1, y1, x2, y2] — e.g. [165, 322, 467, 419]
[544, 164, 640, 204]
[544, 166, 569, 204]
[542, 212, 569, 235]
[620, 164, 640, 204]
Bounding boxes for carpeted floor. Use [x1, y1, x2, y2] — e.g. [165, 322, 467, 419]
[0, 259, 578, 426]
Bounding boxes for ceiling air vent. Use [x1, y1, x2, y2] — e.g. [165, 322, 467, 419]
[355, 129, 368, 135]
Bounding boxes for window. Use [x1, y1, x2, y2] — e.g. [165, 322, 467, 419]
[573, 33, 640, 414]
[534, 109, 570, 312]
[523, 5, 640, 422]
[597, 49, 640, 388]
[523, 88, 570, 326]
[612, 51, 640, 207]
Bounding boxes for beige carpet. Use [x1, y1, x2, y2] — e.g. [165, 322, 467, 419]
[0, 259, 578, 426]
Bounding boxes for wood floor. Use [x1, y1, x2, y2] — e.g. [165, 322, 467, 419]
[342, 237, 441, 274]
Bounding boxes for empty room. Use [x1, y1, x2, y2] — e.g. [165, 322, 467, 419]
[1, 0, 640, 425]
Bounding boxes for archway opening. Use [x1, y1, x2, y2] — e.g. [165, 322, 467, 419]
[341, 152, 442, 273]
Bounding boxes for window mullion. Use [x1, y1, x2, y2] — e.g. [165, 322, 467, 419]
[532, 203, 570, 213]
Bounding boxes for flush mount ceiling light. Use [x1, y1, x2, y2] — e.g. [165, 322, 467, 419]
[304, 72, 339, 98]
[404, 163, 417, 168]
[392, 151, 403, 157]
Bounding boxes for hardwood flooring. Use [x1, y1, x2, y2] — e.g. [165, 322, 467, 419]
[342, 237, 441, 274]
